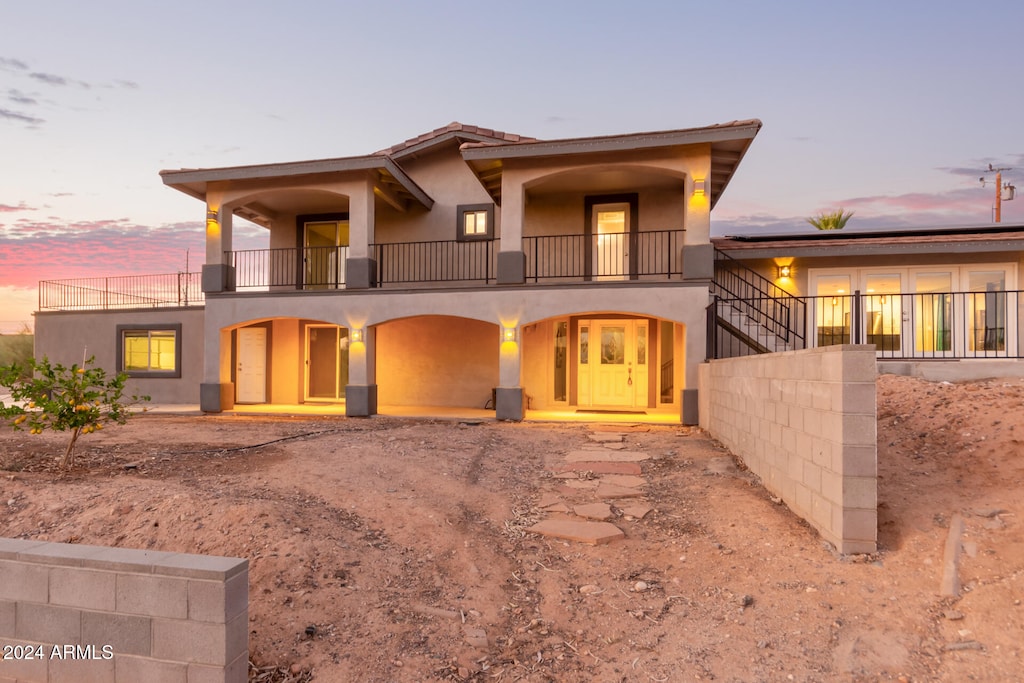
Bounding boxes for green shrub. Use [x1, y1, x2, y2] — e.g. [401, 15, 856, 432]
[0, 357, 149, 471]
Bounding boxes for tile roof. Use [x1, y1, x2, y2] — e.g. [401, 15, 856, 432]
[375, 122, 538, 156]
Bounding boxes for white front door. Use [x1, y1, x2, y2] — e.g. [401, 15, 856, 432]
[236, 327, 267, 403]
[578, 319, 648, 409]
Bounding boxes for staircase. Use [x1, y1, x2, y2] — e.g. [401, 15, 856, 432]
[709, 250, 806, 358]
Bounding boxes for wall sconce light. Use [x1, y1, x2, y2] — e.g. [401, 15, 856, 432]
[503, 326, 517, 342]
[831, 297, 839, 306]
[693, 179, 706, 196]
[777, 265, 792, 278]
[350, 328, 363, 343]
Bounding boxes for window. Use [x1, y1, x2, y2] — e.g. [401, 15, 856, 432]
[457, 204, 494, 241]
[116, 324, 182, 378]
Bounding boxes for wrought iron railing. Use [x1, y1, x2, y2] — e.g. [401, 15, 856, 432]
[229, 246, 349, 290]
[373, 239, 495, 285]
[524, 230, 684, 281]
[713, 249, 802, 344]
[38, 273, 203, 311]
[709, 290, 1023, 360]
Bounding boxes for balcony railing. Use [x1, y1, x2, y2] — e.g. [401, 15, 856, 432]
[229, 246, 349, 290]
[373, 239, 495, 285]
[709, 290, 1023, 360]
[524, 230, 684, 281]
[39, 273, 203, 311]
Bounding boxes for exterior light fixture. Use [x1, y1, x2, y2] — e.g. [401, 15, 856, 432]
[778, 265, 792, 278]
[350, 328, 363, 343]
[693, 179, 706, 196]
[503, 326, 517, 342]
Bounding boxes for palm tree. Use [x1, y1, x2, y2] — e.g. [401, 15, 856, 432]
[806, 208, 854, 231]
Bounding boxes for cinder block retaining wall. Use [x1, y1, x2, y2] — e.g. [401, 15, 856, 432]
[0, 538, 247, 683]
[698, 345, 877, 554]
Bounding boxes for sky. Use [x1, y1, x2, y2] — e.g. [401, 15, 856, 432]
[2, 0, 1023, 332]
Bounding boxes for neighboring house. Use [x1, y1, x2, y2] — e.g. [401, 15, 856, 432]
[711, 223, 1024, 379]
[35, 120, 763, 423]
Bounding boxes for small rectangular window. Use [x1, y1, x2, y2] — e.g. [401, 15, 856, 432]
[116, 324, 182, 378]
[456, 204, 494, 241]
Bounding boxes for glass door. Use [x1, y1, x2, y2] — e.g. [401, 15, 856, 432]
[909, 271, 953, 356]
[863, 272, 903, 352]
[813, 274, 852, 346]
[304, 220, 349, 289]
[592, 203, 629, 281]
[305, 325, 349, 401]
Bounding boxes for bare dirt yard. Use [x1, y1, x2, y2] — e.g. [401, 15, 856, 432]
[1, 373, 1023, 682]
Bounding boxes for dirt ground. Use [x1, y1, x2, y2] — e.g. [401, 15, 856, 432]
[1, 373, 1022, 682]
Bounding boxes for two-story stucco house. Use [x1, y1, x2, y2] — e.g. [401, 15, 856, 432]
[35, 120, 762, 423]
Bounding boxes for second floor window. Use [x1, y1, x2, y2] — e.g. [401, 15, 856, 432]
[457, 204, 494, 241]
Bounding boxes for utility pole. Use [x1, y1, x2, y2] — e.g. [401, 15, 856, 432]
[980, 164, 1016, 223]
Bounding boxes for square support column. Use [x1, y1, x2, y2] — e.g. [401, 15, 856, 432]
[497, 178, 525, 284]
[497, 325, 523, 421]
[345, 326, 377, 417]
[201, 328, 234, 413]
[346, 177, 376, 290]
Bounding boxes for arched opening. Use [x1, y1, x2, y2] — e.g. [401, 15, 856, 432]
[521, 312, 685, 419]
[376, 315, 499, 411]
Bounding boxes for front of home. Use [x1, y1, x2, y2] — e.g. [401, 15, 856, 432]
[35, 121, 762, 422]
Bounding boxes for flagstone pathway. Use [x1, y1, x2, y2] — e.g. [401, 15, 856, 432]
[527, 431, 654, 545]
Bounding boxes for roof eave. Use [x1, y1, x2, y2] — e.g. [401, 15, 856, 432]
[460, 120, 762, 161]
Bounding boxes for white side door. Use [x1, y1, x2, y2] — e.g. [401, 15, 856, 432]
[236, 327, 267, 403]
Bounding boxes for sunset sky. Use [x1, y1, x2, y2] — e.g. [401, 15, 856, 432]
[3, 0, 1023, 332]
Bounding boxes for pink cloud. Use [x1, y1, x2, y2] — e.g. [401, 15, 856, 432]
[0, 218, 266, 289]
[0, 202, 35, 213]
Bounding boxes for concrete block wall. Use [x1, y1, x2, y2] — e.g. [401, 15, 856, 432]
[698, 345, 877, 553]
[0, 538, 247, 683]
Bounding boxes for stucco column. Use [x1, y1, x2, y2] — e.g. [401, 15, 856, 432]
[497, 177, 525, 285]
[202, 189, 235, 292]
[346, 177, 377, 289]
[200, 327, 234, 413]
[496, 325, 524, 420]
[346, 326, 377, 417]
[681, 316, 706, 425]
[682, 161, 714, 281]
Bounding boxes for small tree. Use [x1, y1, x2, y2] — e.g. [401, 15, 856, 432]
[806, 208, 854, 231]
[0, 357, 149, 471]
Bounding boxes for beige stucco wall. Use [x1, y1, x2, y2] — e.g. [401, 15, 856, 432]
[698, 345, 878, 554]
[376, 316, 498, 408]
[34, 308, 205, 404]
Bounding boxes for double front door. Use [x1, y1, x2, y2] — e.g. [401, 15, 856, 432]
[577, 319, 648, 409]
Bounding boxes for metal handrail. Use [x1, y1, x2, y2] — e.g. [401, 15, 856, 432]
[524, 229, 683, 280]
[38, 273, 203, 311]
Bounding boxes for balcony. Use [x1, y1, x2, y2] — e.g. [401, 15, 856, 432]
[37, 230, 689, 311]
[227, 229, 685, 290]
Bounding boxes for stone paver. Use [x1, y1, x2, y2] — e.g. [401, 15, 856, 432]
[552, 461, 643, 475]
[621, 504, 653, 519]
[601, 442, 627, 450]
[588, 433, 623, 443]
[573, 503, 613, 521]
[596, 482, 643, 499]
[566, 450, 650, 463]
[528, 519, 624, 545]
[561, 480, 599, 489]
[598, 474, 646, 488]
